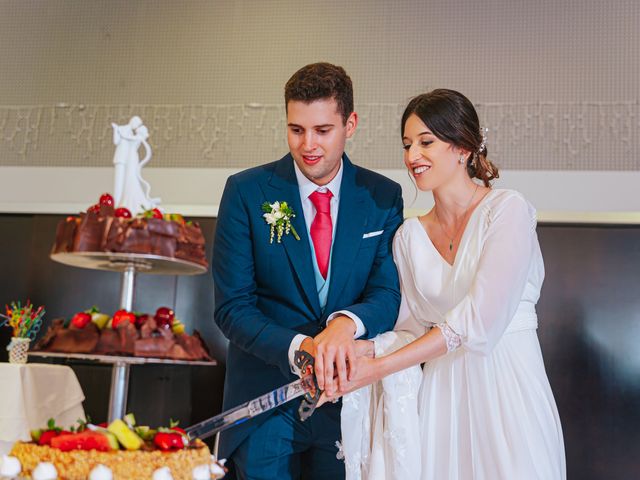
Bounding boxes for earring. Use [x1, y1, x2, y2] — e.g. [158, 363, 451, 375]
[459, 154, 466, 164]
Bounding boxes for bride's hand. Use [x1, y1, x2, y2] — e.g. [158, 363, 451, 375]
[344, 355, 380, 393]
[354, 339, 375, 358]
[319, 355, 380, 405]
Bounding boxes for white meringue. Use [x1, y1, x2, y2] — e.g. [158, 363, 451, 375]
[152, 466, 174, 480]
[32, 462, 58, 480]
[210, 461, 226, 479]
[0, 455, 22, 478]
[192, 464, 211, 480]
[88, 464, 113, 480]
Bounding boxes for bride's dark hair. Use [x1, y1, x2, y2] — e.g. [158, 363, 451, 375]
[401, 89, 499, 187]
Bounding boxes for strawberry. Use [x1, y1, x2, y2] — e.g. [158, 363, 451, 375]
[114, 207, 132, 218]
[154, 307, 175, 329]
[38, 429, 71, 446]
[88, 204, 101, 214]
[153, 431, 186, 451]
[70, 312, 92, 329]
[99, 193, 114, 207]
[112, 309, 136, 328]
[38, 430, 59, 446]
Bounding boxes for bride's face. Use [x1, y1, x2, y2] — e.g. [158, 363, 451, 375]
[402, 114, 461, 192]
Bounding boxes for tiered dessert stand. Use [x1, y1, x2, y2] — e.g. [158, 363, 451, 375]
[30, 251, 216, 422]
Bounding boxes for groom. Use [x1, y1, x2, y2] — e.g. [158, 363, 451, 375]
[213, 62, 403, 479]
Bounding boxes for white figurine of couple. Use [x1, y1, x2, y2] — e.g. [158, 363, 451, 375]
[112, 116, 160, 215]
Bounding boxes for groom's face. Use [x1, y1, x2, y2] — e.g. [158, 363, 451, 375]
[287, 98, 357, 186]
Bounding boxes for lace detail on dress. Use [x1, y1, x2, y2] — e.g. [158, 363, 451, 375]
[436, 323, 462, 352]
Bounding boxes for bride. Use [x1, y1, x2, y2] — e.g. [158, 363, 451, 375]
[335, 89, 566, 480]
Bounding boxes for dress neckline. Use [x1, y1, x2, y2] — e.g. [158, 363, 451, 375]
[415, 188, 497, 267]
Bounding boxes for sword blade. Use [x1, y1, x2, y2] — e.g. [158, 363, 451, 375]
[186, 375, 315, 440]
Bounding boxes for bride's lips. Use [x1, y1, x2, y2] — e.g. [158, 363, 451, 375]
[302, 155, 322, 165]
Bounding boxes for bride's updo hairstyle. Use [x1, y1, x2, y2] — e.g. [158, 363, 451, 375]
[401, 89, 499, 187]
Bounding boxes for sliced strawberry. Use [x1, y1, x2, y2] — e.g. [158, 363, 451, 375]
[87, 204, 101, 214]
[71, 312, 92, 329]
[153, 431, 185, 450]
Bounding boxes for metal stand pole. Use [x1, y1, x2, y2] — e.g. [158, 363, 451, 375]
[119, 264, 136, 311]
[108, 361, 130, 422]
[214, 432, 220, 459]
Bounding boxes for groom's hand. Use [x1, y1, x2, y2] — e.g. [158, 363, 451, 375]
[311, 316, 357, 397]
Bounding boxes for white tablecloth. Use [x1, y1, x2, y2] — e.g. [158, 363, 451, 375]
[0, 362, 85, 455]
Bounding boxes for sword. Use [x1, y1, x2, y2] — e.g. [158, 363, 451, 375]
[185, 351, 321, 441]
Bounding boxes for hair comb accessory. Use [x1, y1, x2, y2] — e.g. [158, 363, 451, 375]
[478, 127, 488, 154]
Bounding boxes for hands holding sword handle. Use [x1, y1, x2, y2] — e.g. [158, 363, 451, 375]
[297, 315, 376, 412]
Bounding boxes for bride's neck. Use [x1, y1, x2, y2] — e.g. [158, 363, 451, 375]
[432, 179, 480, 222]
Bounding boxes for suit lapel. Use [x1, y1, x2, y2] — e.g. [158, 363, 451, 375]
[262, 155, 322, 317]
[325, 156, 367, 313]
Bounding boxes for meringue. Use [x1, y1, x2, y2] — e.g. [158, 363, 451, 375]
[152, 466, 174, 480]
[32, 462, 58, 480]
[88, 464, 113, 480]
[192, 464, 210, 480]
[210, 458, 226, 479]
[0, 455, 22, 478]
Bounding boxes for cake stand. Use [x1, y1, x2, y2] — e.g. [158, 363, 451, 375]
[44, 251, 212, 422]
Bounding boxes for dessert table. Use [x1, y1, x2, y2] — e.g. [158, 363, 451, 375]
[0, 362, 85, 455]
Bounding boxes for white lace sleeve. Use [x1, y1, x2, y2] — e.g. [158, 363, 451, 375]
[435, 323, 462, 352]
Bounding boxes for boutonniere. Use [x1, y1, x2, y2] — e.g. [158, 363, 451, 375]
[262, 201, 301, 243]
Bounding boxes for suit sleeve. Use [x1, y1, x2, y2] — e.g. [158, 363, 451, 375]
[213, 175, 299, 377]
[341, 183, 404, 339]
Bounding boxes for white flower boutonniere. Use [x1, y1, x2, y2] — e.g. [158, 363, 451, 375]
[262, 201, 301, 243]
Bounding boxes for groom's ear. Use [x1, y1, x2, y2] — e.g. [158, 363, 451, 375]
[345, 112, 358, 138]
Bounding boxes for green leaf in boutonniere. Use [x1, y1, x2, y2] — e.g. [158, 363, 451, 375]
[261, 200, 301, 243]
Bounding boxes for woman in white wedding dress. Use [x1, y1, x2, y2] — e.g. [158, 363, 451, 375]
[337, 90, 566, 480]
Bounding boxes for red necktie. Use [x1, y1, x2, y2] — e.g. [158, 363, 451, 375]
[309, 189, 333, 279]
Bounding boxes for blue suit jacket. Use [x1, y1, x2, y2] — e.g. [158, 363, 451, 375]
[213, 153, 403, 457]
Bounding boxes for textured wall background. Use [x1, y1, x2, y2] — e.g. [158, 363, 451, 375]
[1, 0, 638, 170]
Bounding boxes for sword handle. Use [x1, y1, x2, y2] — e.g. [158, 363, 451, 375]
[293, 350, 321, 421]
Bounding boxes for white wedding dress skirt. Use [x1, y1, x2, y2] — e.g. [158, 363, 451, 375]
[342, 190, 566, 480]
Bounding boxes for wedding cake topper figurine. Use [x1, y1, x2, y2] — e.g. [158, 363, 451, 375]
[112, 116, 160, 216]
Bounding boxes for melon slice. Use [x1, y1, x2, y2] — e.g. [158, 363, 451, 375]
[107, 419, 143, 450]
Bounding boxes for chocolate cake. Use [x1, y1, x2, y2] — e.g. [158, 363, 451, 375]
[35, 315, 213, 362]
[53, 205, 207, 267]
[40, 319, 100, 354]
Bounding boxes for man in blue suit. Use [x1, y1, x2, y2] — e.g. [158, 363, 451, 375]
[213, 62, 403, 479]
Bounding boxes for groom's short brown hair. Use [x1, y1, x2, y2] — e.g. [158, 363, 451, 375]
[284, 62, 354, 125]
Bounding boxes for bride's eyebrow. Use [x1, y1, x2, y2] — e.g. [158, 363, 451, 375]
[402, 131, 433, 142]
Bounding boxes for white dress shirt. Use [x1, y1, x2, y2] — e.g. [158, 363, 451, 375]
[287, 159, 367, 374]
